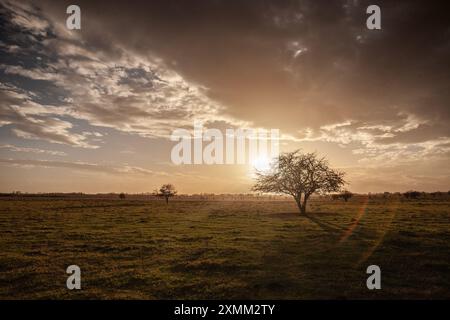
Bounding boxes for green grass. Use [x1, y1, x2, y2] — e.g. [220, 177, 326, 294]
[0, 197, 449, 299]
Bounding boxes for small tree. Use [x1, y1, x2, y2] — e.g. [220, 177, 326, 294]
[252, 150, 345, 215]
[340, 190, 353, 202]
[119, 192, 126, 199]
[157, 184, 177, 204]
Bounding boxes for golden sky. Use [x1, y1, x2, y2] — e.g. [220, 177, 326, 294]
[0, 0, 449, 194]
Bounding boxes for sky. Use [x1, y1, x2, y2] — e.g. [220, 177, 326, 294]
[0, 0, 449, 194]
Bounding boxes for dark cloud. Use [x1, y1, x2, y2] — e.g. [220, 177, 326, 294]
[33, 0, 449, 135]
[3, 0, 449, 137]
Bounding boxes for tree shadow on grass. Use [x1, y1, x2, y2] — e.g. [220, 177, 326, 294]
[303, 213, 346, 234]
[271, 211, 364, 237]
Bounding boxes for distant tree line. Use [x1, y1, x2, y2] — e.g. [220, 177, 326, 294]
[1, 190, 449, 201]
[331, 190, 353, 202]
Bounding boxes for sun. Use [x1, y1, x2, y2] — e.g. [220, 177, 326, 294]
[250, 155, 272, 172]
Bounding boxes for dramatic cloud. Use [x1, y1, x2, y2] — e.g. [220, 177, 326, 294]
[0, 0, 449, 192]
[0, 0, 246, 148]
[33, 1, 450, 159]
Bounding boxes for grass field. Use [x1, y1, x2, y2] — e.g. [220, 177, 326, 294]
[0, 196, 449, 299]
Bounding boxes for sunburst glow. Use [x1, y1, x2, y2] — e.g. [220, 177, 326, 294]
[250, 155, 272, 172]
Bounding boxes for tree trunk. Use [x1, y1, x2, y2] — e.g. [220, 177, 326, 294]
[302, 194, 309, 215]
[165, 196, 169, 204]
[294, 196, 306, 215]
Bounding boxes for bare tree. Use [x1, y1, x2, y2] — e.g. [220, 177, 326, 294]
[157, 184, 177, 204]
[252, 150, 345, 215]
